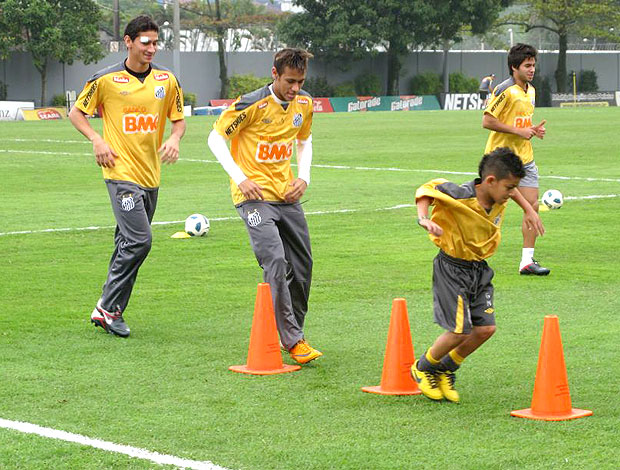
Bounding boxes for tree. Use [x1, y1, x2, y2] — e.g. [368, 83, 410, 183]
[503, 0, 620, 92]
[0, 0, 105, 105]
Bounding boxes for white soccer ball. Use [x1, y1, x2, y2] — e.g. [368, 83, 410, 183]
[185, 213, 210, 236]
[541, 189, 563, 210]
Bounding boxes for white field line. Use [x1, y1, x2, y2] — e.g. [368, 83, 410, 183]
[3, 146, 620, 184]
[0, 418, 229, 470]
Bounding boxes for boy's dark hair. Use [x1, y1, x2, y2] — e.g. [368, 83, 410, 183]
[273, 48, 314, 75]
[124, 15, 159, 40]
[507, 43, 537, 75]
[479, 147, 525, 180]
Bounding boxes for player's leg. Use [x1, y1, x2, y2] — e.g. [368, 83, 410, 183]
[517, 162, 550, 275]
[92, 182, 154, 337]
[236, 202, 306, 354]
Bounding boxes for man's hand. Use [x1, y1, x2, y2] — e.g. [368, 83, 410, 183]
[523, 210, 545, 236]
[532, 119, 546, 139]
[92, 136, 117, 168]
[419, 218, 443, 237]
[238, 179, 264, 200]
[284, 178, 307, 203]
[159, 135, 180, 164]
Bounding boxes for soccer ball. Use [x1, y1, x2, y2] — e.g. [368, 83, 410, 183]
[185, 213, 210, 236]
[541, 189, 563, 210]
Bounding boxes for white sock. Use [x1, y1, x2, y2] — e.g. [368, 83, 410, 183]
[520, 248, 535, 270]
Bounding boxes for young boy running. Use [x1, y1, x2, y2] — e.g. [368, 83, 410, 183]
[411, 147, 544, 403]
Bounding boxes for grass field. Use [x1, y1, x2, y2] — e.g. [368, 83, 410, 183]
[1, 107, 619, 469]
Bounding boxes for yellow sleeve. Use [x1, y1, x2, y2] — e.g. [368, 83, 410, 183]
[485, 87, 509, 118]
[213, 99, 255, 139]
[415, 178, 449, 202]
[74, 79, 102, 116]
[297, 98, 313, 141]
[168, 75, 185, 121]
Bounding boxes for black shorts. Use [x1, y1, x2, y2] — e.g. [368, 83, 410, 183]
[479, 91, 488, 100]
[432, 251, 496, 334]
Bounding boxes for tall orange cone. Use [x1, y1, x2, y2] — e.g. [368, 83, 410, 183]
[229, 283, 301, 375]
[511, 315, 592, 421]
[362, 298, 421, 395]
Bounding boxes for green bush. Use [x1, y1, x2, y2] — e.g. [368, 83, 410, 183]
[227, 74, 271, 99]
[51, 94, 66, 107]
[449, 72, 479, 93]
[183, 92, 197, 107]
[333, 81, 357, 97]
[0, 81, 7, 101]
[302, 76, 334, 97]
[410, 72, 442, 95]
[531, 74, 552, 107]
[578, 70, 598, 92]
[354, 73, 382, 96]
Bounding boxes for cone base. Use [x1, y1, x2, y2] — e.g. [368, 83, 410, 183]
[510, 407, 593, 421]
[361, 385, 422, 396]
[229, 364, 301, 375]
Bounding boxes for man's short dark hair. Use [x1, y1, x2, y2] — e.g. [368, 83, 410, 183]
[479, 147, 525, 180]
[507, 43, 537, 75]
[124, 15, 159, 41]
[273, 48, 313, 75]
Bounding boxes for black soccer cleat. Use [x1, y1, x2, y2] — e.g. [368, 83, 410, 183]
[520, 259, 551, 276]
[90, 301, 130, 337]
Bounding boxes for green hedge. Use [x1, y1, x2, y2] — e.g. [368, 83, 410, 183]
[227, 74, 271, 99]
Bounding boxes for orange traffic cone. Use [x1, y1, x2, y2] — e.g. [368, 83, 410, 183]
[362, 298, 421, 395]
[511, 315, 592, 421]
[229, 283, 301, 375]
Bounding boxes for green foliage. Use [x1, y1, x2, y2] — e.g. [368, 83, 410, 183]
[333, 81, 357, 97]
[531, 74, 552, 107]
[302, 76, 334, 97]
[354, 73, 382, 96]
[183, 92, 197, 107]
[50, 94, 66, 107]
[227, 73, 270, 99]
[578, 70, 598, 92]
[0, 81, 7, 101]
[448, 72, 479, 93]
[410, 71, 442, 95]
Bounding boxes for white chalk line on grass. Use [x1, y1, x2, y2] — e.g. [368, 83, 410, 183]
[0, 418, 229, 470]
[4, 146, 620, 184]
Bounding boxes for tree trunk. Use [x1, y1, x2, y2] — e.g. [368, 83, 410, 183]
[441, 39, 450, 93]
[215, 0, 228, 99]
[554, 31, 568, 93]
[39, 60, 47, 106]
[386, 40, 404, 96]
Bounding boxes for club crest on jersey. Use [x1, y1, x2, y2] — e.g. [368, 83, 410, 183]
[121, 194, 135, 212]
[494, 214, 501, 226]
[154, 73, 169, 81]
[255, 141, 293, 163]
[154, 86, 165, 100]
[293, 113, 303, 127]
[247, 209, 262, 227]
[113, 76, 130, 84]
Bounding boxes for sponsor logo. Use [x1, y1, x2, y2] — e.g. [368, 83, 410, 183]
[347, 97, 381, 112]
[225, 112, 247, 136]
[484, 307, 495, 314]
[296, 97, 308, 105]
[121, 194, 135, 212]
[154, 86, 165, 100]
[391, 96, 423, 111]
[154, 73, 169, 81]
[36, 109, 62, 120]
[262, 118, 272, 124]
[175, 85, 182, 113]
[247, 209, 262, 227]
[514, 116, 533, 128]
[113, 76, 130, 84]
[258, 101, 268, 110]
[293, 113, 303, 127]
[123, 113, 159, 134]
[490, 92, 505, 113]
[255, 141, 293, 162]
[123, 105, 148, 114]
[82, 81, 98, 107]
[120, 91, 131, 96]
[443, 93, 484, 110]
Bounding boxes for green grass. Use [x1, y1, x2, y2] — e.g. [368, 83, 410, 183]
[1, 108, 619, 469]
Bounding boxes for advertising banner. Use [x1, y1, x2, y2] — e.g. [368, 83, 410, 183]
[551, 92, 615, 107]
[440, 93, 484, 110]
[0, 101, 35, 120]
[329, 95, 440, 113]
[210, 99, 235, 107]
[21, 107, 67, 121]
[312, 97, 333, 113]
[388, 95, 441, 111]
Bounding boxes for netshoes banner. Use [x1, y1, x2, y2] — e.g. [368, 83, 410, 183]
[329, 95, 440, 112]
[21, 107, 67, 120]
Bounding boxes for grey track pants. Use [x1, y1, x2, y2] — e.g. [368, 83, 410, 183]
[236, 201, 312, 350]
[100, 180, 158, 314]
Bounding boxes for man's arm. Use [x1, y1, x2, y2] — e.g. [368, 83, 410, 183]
[416, 195, 443, 236]
[68, 106, 117, 168]
[482, 113, 546, 140]
[159, 119, 186, 164]
[284, 135, 312, 203]
[510, 189, 545, 236]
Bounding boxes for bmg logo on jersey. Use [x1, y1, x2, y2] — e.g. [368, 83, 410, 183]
[123, 114, 159, 134]
[255, 141, 293, 162]
[514, 116, 532, 128]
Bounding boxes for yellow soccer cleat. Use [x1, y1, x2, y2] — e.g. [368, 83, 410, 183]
[289, 339, 323, 364]
[437, 371, 460, 403]
[411, 361, 443, 401]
